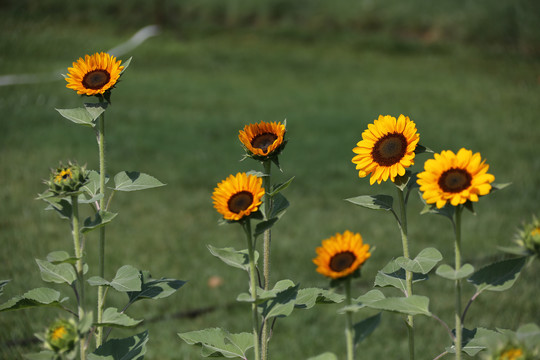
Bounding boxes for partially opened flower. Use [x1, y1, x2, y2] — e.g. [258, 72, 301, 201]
[313, 230, 371, 279]
[65, 52, 124, 96]
[45, 318, 77, 354]
[238, 121, 286, 159]
[352, 114, 420, 185]
[46, 161, 88, 196]
[212, 173, 265, 221]
[417, 148, 495, 209]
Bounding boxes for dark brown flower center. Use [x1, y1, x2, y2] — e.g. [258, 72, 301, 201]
[438, 168, 472, 193]
[228, 191, 254, 213]
[371, 133, 408, 166]
[329, 251, 356, 272]
[251, 133, 278, 154]
[82, 70, 111, 90]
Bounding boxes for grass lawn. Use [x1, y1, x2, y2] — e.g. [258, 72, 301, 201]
[1, 20, 539, 359]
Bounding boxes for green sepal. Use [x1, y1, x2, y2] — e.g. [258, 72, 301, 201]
[307, 353, 338, 360]
[178, 328, 254, 359]
[88, 330, 148, 360]
[395, 247, 443, 275]
[87, 265, 141, 292]
[345, 194, 393, 211]
[294, 287, 345, 309]
[436, 263, 475, 280]
[468, 256, 526, 293]
[258, 279, 299, 320]
[268, 176, 295, 197]
[81, 210, 118, 234]
[36, 259, 77, 285]
[126, 270, 186, 305]
[354, 313, 382, 346]
[94, 307, 142, 328]
[0, 287, 68, 312]
[113, 171, 165, 192]
[207, 245, 258, 272]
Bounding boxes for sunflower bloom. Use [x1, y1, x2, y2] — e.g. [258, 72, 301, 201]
[497, 347, 525, 360]
[65, 52, 124, 96]
[238, 121, 286, 158]
[313, 231, 371, 279]
[417, 148, 495, 209]
[352, 114, 420, 185]
[212, 173, 265, 221]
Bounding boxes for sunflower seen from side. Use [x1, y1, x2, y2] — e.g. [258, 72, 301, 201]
[417, 148, 495, 209]
[65, 52, 124, 96]
[352, 114, 420, 185]
[238, 121, 286, 159]
[313, 231, 371, 279]
[212, 172, 265, 221]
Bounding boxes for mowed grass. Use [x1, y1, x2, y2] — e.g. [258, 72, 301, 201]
[1, 21, 539, 359]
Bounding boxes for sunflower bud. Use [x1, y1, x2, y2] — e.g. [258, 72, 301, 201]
[514, 215, 540, 257]
[45, 318, 77, 354]
[46, 161, 88, 196]
[491, 346, 527, 360]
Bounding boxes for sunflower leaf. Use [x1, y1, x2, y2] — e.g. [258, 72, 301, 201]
[294, 288, 345, 309]
[419, 194, 455, 220]
[81, 210, 118, 234]
[436, 264, 475, 280]
[307, 353, 338, 360]
[345, 195, 393, 211]
[259, 280, 299, 320]
[354, 313, 382, 345]
[126, 271, 186, 305]
[269, 192, 290, 219]
[113, 171, 166, 192]
[268, 176, 295, 197]
[95, 307, 142, 328]
[468, 257, 526, 293]
[120, 57, 133, 74]
[89, 330, 148, 360]
[254, 218, 279, 237]
[178, 328, 254, 359]
[374, 259, 428, 293]
[207, 245, 258, 271]
[0, 287, 68, 312]
[36, 259, 77, 285]
[395, 247, 443, 275]
[56, 107, 95, 127]
[84, 102, 108, 120]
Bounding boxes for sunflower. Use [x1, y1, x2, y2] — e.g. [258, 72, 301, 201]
[417, 148, 495, 209]
[65, 52, 124, 96]
[212, 173, 265, 221]
[496, 347, 525, 360]
[352, 114, 420, 185]
[313, 231, 371, 279]
[238, 121, 286, 158]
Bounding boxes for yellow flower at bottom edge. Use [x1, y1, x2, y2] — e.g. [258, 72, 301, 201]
[352, 114, 420, 185]
[65, 52, 124, 96]
[212, 173, 265, 221]
[313, 231, 371, 279]
[417, 148, 495, 209]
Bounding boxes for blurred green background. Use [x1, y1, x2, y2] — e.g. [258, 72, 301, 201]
[1, 1, 539, 359]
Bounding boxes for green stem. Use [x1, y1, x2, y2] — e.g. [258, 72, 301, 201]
[96, 112, 106, 347]
[261, 160, 272, 360]
[454, 206, 463, 360]
[396, 187, 414, 360]
[71, 195, 86, 360]
[244, 219, 261, 360]
[345, 278, 354, 360]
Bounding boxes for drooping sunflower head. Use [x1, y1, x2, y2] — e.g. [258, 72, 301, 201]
[65, 52, 124, 97]
[45, 318, 77, 353]
[417, 148, 495, 209]
[352, 114, 420, 185]
[212, 172, 265, 221]
[313, 230, 371, 279]
[238, 121, 287, 159]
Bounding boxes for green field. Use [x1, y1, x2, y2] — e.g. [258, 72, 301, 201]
[1, 4, 540, 359]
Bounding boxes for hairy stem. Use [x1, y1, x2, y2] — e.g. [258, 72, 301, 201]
[261, 160, 272, 360]
[96, 112, 106, 347]
[345, 278, 354, 360]
[454, 206, 463, 360]
[71, 195, 86, 360]
[244, 220, 261, 360]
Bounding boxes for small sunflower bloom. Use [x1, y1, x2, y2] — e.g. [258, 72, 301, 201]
[212, 173, 265, 221]
[46, 161, 89, 196]
[45, 318, 77, 353]
[352, 114, 420, 185]
[313, 231, 371, 279]
[238, 121, 287, 160]
[65, 52, 124, 96]
[417, 148, 495, 209]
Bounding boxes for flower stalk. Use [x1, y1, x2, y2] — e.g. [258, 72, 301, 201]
[453, 205, 464, 360]
[243, 219, 261, 360]
[70, 194, 86, 360]
[261, 160, 272, 360]
[344, 277, 354, 360]
[96, 111, 106, 347]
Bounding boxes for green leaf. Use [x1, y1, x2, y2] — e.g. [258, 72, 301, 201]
[269, 192, 290, 219]
[84, 102, 108, 120]
[178, 328, 254, 359]
[120, 57, 133, 74]
[87, 276, 110, 287]
[36, 259, 77, 285]
[419, 195, 455, 220]
[79, 310, 94, 334]
[491, 182, 511, 191]
[95, 307, 142, 328]
[113, 171, 165, 192]
[345, 195, 393, 211]
[307, 353, 338, 360]
[46, 251, 78, 265]
[56, 107, 95, 127]
[0, 287, 67, 312]
[446, 328, 492, 356]
[110, 265, 142, 292]
[259, 280, 299, 320]
[88, 330, 148, 360]
[81, 210, 118, 234]
[81, 170, 109, 198]
[43, 197, 72, 220]
[294, 288, 345, 309]
[436, 264, 475, 280]
[374, 260, 428, 293]
[127, 270, 185, 305]
[0, 279, 10, 297]
[354, 313, 382, 345]
[368, 295, 431, 316]
[268, 176, 295, 197]
[468, 257, 526, 293]
[207, 245, 258, 271]
[23, 351, 57, 360]
[395, 247, 443, 275]
[254, 218, 279, 237]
